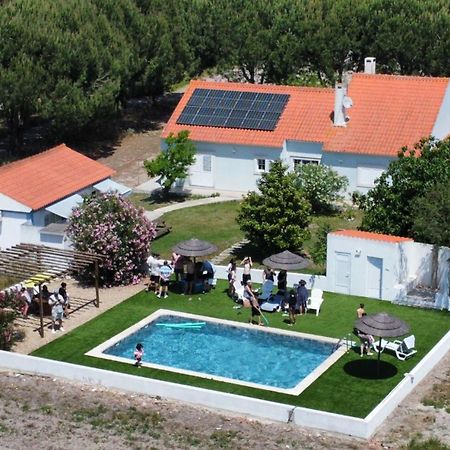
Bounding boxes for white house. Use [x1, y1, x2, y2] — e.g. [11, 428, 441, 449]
[162, 59, 450, 196]
[0, 144, 131, 249]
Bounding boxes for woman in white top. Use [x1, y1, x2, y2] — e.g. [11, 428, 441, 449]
[241, 256, 252, 286]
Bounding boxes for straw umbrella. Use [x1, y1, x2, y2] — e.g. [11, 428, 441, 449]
[262, 250, 310, 271]
[172, 238, 218, 261]
[354, 312, 410, 376]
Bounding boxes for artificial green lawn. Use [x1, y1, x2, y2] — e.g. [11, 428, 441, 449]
[31, 281, 449, 418]
[148, 200, 362, 272]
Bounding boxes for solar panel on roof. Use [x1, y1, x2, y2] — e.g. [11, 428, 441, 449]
[176, 88, 290, 131]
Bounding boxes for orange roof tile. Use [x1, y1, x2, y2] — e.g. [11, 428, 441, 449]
[162, 80, 336, 148]
[0, 144, 115, 210]
[163, 74, 449, 156]
[324, 74, 449, 155]
[331, 229, 413, 243]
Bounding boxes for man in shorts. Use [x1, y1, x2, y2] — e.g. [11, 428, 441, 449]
[48, 290, 65, 334]
[157, 261, 173, 298]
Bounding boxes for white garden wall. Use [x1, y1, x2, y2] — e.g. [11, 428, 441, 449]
[1, 329, 448, 439]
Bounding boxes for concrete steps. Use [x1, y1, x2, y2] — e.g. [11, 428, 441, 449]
[211, 239, 249, 265]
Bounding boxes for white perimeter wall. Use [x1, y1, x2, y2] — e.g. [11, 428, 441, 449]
[1, 330, 448, 439]
[214, 265, 328, 291]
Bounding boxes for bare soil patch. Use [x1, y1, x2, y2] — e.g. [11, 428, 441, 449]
[0, 351, 449, 449]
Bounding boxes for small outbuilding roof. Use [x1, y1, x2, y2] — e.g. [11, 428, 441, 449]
[330, 229, 413, 243]
[0, 144, 115, 210]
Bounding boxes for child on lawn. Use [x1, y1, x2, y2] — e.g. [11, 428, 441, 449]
[134, 343, 144, 367]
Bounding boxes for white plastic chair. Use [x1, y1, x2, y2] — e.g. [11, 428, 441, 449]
[306, 288, 324, 316]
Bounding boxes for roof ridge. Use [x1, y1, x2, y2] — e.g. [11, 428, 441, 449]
[0, 143, 69, 173]
[352, 73, 449, 82]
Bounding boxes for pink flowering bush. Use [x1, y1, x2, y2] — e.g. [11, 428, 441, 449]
[67, 193, 156, 286]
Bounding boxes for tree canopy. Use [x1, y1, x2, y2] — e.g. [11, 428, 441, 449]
[236, 161, 311, 254]
[1, 0, 449, 154]
[360, 138, 450, 238]
[411, 179, 450, 248]
[67, 193, 155, 286]
[144, 130, 196, 196]
[294, 164, 348, 213]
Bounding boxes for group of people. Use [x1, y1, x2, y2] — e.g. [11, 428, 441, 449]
[227, 256, 309, 326]
[8, 282, 71, 334]
[146, 253, 216, 298]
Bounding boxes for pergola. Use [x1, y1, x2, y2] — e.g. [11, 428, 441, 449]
[0, 243, 104, 338]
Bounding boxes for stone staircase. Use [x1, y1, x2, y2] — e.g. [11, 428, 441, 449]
[211, 239, 249, 265]
[393, 286, 438, 309]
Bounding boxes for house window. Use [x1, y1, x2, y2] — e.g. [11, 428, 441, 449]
[256, 158, 270, 173]
[44, 212, 65, 226]
[293, 158, 320, 169]
[202, 155, 212, 172]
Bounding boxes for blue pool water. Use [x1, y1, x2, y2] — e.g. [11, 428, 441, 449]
[104, 315, 334, 389]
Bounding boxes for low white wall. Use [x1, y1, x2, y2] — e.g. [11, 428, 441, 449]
[215, 265, 328, 291]
[1, 328, 449, 439]
[364, 329, 450, 436]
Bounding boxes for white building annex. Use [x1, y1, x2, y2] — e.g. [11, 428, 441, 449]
[0, 144, 130, 250]
[162, 59, 450, 197]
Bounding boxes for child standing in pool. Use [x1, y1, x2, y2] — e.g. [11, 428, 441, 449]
[134, 343, 144, 367]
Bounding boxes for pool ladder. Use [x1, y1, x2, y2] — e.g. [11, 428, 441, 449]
[331, 333, 356, 353]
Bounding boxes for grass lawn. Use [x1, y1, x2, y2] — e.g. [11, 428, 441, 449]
[31, 281, 449, 418]
[148, 201, 362, 273]
[150, 201, 243, 259]
[128, 192, 221, 212]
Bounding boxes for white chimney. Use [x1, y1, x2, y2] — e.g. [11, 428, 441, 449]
[334, 83, 346, 127]
[364, 57, 376, 74]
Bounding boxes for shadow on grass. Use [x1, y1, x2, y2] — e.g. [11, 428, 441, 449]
[343, 359, 398, 380]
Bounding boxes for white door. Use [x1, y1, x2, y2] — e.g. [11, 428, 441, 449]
[367, 256, 383, 299]
[189, 154, 214, 187]
[335, 252, 351, 294]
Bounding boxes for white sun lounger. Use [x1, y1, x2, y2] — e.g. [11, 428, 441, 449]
[373, 334, 417, 360]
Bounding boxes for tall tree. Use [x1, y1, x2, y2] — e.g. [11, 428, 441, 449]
[360, 138, 450, 237]
[237, 161, 311, 253]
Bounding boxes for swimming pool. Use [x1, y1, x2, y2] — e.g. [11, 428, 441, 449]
[86, 310, 346, 395]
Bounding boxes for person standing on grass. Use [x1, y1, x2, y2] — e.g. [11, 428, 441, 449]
[296, 280, 308, 315]
[157, 261, 173, 298]
[48, 290, 65, 334]
[171, 252, 184, 283]
[134, 343, 144, 367]
[244, 281, 262, 326]
[288, 289, 297, 326]
[241, 256, 252, 286]
[184, 257, 195, 295]
[227, 259, 237, 297]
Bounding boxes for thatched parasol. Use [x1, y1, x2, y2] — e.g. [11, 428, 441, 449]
[262, 250, 310, 271]
[172, 238, 218, 258]
[355, 312, 410, 376]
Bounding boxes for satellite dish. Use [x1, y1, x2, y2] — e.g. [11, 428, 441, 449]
[343, 96, 353, 108]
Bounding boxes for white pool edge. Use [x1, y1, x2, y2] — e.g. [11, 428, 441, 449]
[1, 330, 448, 438]
[85, 309, 346, 396]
